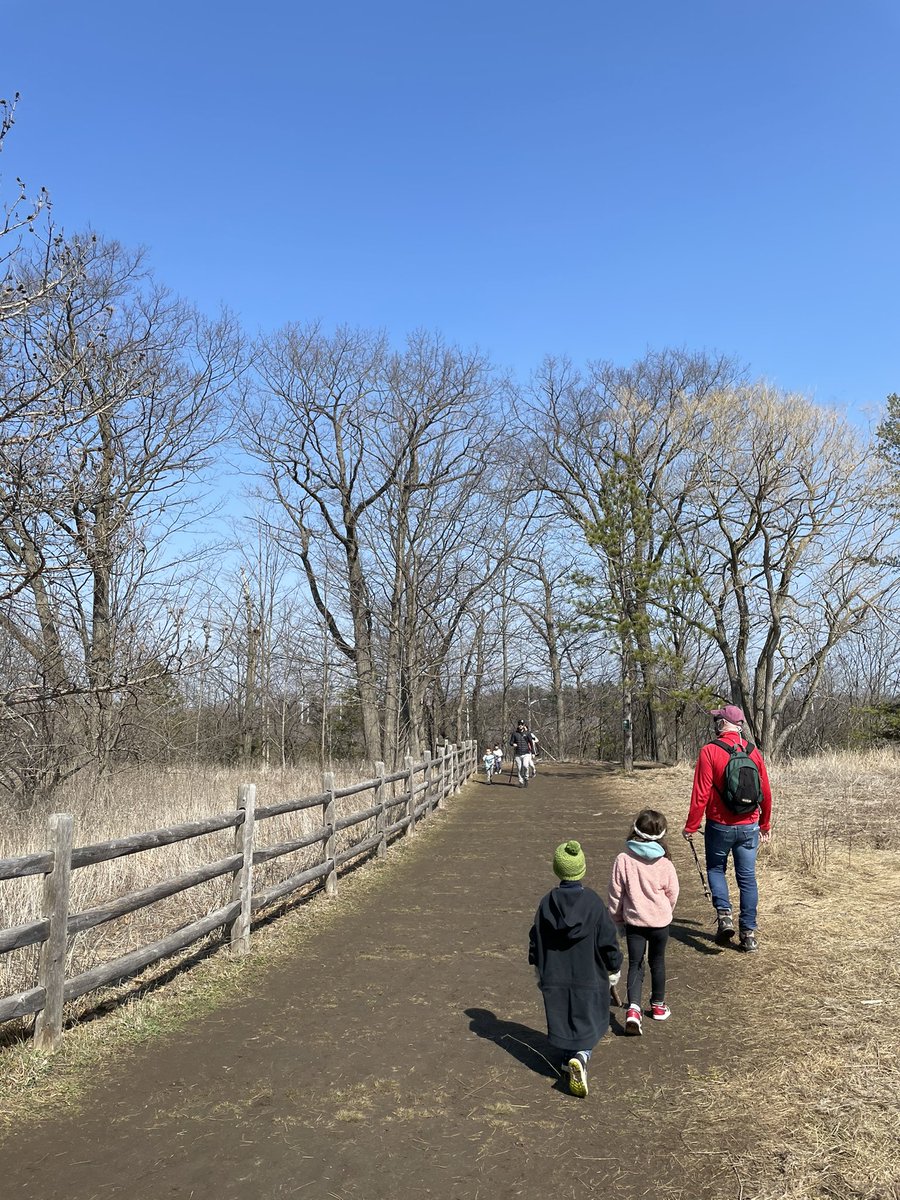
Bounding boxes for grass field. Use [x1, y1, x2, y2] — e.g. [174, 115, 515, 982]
[616, 747, 900, 1200]
[1, 749, 897, 1198]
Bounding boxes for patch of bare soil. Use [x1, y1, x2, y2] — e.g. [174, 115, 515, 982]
[0, 764, 807, 1200]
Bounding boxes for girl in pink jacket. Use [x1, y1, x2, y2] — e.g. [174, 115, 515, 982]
[607, 808, 679, 1036]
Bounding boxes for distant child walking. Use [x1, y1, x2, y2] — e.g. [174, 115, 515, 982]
[528, 840, 622, 1097]
[607, 810, 679, 1037]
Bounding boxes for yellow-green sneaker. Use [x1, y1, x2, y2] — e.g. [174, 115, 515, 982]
[567, 1054, 588, 1098]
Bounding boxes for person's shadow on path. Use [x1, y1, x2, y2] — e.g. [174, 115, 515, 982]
[465, 1007, 567, 1088]
[465, 1006, 629, 1090]
[670, 916, 722, 956]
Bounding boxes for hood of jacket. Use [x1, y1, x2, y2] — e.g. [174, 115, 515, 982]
[625, 838, 666, 861]
[540, 884, 597, 942]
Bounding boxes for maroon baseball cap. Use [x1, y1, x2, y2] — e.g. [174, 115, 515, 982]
[711, 705, 745, 724]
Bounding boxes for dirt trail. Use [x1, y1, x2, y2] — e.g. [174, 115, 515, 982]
[0, 764, 765, 1199]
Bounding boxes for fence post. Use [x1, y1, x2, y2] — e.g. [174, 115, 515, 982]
[423, 750, 433, 815]
[230, 783, 256, 957]
[34, 813, 74, 1051]
[374, 761, 387, 858]
[449, 743, 457, 796]
[438, 744, 447, 809]
[405, 754, 416, 836]
[322, 771, 337, 896]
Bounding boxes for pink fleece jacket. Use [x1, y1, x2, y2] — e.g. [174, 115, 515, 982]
[607, 849, 679, 928]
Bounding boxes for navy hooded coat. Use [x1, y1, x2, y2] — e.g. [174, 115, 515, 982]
[528, 882, 623, 1051]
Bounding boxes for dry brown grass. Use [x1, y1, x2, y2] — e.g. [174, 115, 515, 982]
[0, 760, 395, 1032]
[728, 855, 899, 1200]
[617, 749, 900, 1200]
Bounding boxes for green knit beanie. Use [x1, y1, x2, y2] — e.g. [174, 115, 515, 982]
[553, 839, 586, 881]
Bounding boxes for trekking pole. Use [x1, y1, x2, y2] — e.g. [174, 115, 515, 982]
[686, 836, 714, 906]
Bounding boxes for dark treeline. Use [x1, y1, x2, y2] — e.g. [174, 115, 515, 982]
[3, 100, 900, 801]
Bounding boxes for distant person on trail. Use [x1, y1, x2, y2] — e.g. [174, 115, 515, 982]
[482, 743, 503, 778]
[528, 840, 622, 1098]
[607, 809, 679, 1037]
[682, 705, 773, 953]
[528, 732, 539, 777]
[509, 720, 536, 787]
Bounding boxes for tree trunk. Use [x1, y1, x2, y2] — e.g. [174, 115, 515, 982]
[622, 641, 634, 773]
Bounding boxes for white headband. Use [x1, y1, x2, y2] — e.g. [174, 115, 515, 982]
[632, 821, 666, 841]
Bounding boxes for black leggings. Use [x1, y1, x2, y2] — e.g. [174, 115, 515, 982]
[625, 924, 670, 1007]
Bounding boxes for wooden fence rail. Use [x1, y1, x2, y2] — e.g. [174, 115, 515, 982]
[0, 740, 476, 1049]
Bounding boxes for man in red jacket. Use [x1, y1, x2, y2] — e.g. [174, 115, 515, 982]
[682, 705, 773, 953]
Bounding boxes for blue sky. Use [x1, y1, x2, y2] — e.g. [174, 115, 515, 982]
[3, 1, 899, 415]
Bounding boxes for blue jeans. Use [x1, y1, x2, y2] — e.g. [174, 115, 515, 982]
[704, 821, 760, 932]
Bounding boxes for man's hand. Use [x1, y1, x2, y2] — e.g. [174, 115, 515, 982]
[760, 830, 771, 844]
[682, 828, 694, 841]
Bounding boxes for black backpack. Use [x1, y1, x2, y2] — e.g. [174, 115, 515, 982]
[712, 739, 762, 816]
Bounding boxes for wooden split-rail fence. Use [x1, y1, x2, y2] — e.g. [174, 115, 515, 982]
[0, 740, 477, 1050]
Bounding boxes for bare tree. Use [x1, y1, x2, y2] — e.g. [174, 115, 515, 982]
[0, 95, 92, 612]
[245, 324, 499, 765]
[379, 340, 504, 759]
[1, 94, 53, 327]
[516, 538, 580, 760]
[245, 325, 391, 762]
[0, 236, 243, 796]
[676, 386, 900, 754]
[529, 348, 739, 762]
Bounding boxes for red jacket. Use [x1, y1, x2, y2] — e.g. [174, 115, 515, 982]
[684, 729, 772, 834]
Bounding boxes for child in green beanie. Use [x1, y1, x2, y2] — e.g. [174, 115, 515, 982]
[528, 839, 623, 1097]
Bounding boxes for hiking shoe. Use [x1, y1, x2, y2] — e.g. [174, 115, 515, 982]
[523, 776, 529, 788]
[650, 1002, 671, 1021]
[715, 910, 735, 944]
[567, 1053, 589, 1098]
[739, 930, 759, 953]
[625, 1004, 643, 1036]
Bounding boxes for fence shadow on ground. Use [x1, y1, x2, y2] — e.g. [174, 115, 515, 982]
[0, 871, 338, 1051]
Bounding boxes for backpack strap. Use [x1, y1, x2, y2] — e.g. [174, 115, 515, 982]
[711, 738, 755, 755]
[711, 739, 737, 754]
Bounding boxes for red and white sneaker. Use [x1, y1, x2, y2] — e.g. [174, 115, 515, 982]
[625, 1004, 643, 1035]
[650, 1002, 671, 1021]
